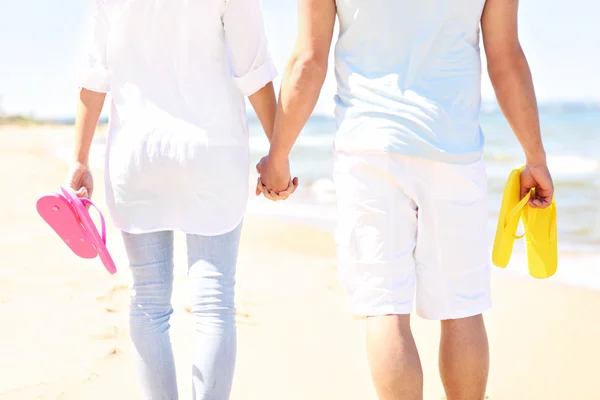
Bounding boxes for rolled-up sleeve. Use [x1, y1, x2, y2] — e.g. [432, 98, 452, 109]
[78, 0, 110, 93]
[222, 0, 277, 96]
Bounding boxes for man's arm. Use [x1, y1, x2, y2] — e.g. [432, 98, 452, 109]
[482, 0, 545, 164]
[257, 0, 337, 194]
[481, 0, 554, 207]
[269, 0, 336, 160]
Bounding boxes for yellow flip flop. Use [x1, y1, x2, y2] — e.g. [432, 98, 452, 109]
[521, 194, 557, 278]
[492, 166, 528, 268]
[492, 166, 558, 278]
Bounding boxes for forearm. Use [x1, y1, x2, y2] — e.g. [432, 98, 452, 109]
[488, 49, 546, 165]
[268, 55, 327, 159]
[74, 88, 106, 164]
[248, 82, 277, 143]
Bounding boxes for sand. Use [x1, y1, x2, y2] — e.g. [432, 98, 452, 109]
[1, 127, 600, 400]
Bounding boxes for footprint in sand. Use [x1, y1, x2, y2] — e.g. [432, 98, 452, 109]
[236, 299, 260, 326]
[96, 284, 129, 313]
[105, 348, 122, 358]
[235, 310, 256, 326]
[91, 326, 120, 340]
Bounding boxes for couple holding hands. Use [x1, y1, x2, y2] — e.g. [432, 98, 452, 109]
[67, 0, 554, 399]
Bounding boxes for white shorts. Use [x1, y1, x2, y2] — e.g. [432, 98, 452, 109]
[333, 152, 492, 320]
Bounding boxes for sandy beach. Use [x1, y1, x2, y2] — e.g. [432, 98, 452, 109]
[1, 127, 600, 400]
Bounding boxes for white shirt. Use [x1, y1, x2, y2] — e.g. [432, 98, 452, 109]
[79, 0, 277, 235]
[333, 0, 486, 164]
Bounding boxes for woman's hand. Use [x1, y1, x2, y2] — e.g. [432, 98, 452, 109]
[65, 161, 94, 199]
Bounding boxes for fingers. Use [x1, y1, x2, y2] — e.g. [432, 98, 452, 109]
[75, 187, 88, 198]
[525, 185, 552, 208]
[272, 179, 298, 199]
[256, 170, 299, 201]
[73, 187, 92, 208]
[262, 185, 280, 201]
[256, 178, 281, 200]
[255, 179, 279, 201]
[529, 195, 552, 209]
[256, 156, 267, 174]
[522, 164, 554, 208]
[274, 178, 298, 198]
[520, 186, 531, 201]
[257, 179, 298, 201]
[255, 178, 262, 196]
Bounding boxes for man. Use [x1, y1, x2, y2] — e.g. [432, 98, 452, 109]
[257, 0, 554, 398]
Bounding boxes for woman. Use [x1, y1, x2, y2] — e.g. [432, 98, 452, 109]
[66, 0, 292, 398]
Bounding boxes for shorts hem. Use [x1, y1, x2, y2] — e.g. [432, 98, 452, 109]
[347, 304, 414, 319]
[417, 300, 492, 321]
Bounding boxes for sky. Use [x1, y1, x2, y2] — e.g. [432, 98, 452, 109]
[1, 0, 599, 119]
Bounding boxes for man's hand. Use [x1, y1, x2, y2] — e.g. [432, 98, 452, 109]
[520, 163, 554, 208]
[255, 155, 298, 201]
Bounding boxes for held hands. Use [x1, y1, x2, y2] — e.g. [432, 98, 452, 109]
[520, 162, 554, 208]
[255, 155, 298, 201]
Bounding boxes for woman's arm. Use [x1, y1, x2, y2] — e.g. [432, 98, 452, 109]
[222, 0, 278, 142]
[73, 89, 106, 164]
[65, 0, 110, 198]
[248, 82, 277, 143]
[74, 0, 110, 163]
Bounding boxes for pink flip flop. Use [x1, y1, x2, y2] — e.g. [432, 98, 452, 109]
[36, 185, 117, 274]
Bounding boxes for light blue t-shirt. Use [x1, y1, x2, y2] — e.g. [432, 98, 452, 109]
[333, 0, 487, 164]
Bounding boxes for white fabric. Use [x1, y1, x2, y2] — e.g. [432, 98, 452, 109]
[333, 152, 492, 320]
[78, 0, 277, 235]
[333, 0, 487, 164]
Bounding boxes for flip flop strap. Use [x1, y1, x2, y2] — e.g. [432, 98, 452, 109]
[513, 198, 557, 246]
[503, 190, 531, 239]
[80, 198, 107, 245]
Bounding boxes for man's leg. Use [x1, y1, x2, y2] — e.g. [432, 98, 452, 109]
[439, 315, 489, 400]
[409, 157, 492, 399]
[367, 315, 423, 400]
[333, 152, 420, 400]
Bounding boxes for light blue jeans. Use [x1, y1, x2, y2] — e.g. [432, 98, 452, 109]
[122, 223, 242, 400]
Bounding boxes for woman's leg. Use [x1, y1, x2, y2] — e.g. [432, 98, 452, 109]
[186, 223, 242, 400]
[122, 230, 178, 400]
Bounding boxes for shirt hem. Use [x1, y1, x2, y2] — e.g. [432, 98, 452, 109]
[113, 211, 246, 237]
